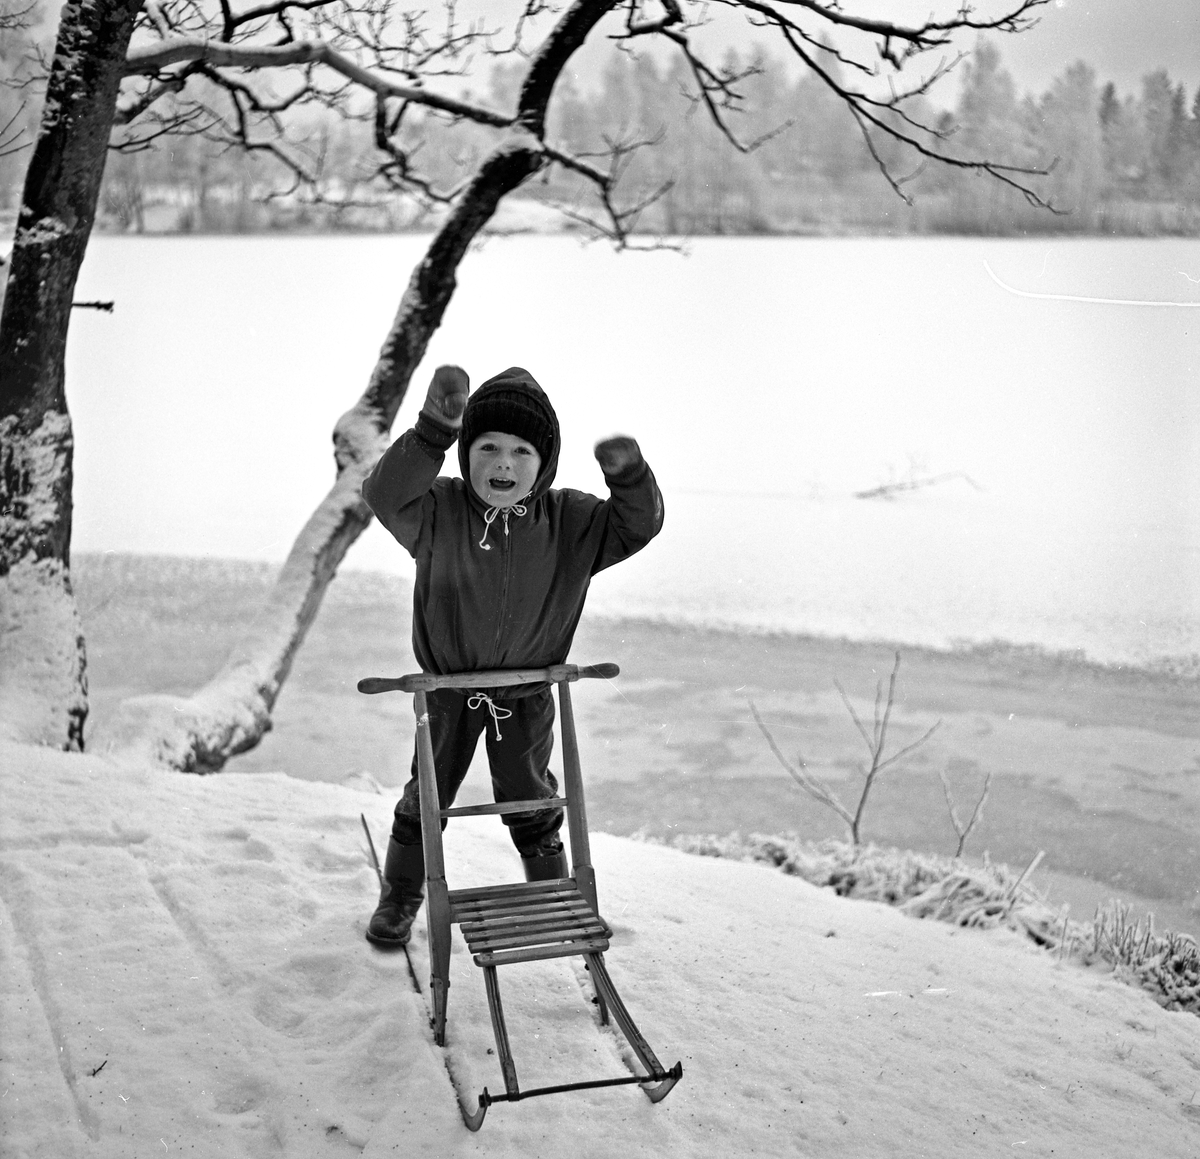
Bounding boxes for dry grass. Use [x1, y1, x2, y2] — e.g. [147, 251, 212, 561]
[1088, 902, 1200, 1015]
[643, 830, 1200, 1017]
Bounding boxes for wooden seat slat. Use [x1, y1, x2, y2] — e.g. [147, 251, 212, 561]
[458, 906, 605, 935]
[452, 890, 579, 912]
[472, 937, 613, 968]
[453, 897, 592, 922]
[451, 893, 586, 919]
[448, 881, 576, 904]
[458, 905, 600, 936]
[463, 920, 610, 953]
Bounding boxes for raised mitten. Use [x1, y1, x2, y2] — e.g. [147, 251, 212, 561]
[594, 435, 642, 477]
[420, 365, 470, 431]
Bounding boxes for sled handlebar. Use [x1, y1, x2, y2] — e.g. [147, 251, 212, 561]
[357, 662, 619, 696]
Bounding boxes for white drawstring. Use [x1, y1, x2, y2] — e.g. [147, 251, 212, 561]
[467, 692, 513, 741]
[477, 501, 527, 550]
[478, 506, 500, 549]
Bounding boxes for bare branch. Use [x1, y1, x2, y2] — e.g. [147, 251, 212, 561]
[623, 0, 684, 37]
[735, 0, 1049, 53]
[0, 100, 29, 158]
[141, 0, 174, 39]
[114, 70, 195, 125]
[852, 107, 917, 205]
[124, 37, 512, 127]
[540, 125, 681, 246]
[749, 701, 856, 830]
[373, 95, 462, 202]
[871, 719, 943, 776]
[769, 21, 1059, 209]
[834, 677, 875, 753]
[940, 767, 993, 858]
[230, 0, 338, 32]
[0, 1, 38, 34]
[855, 471, 984, 500]
[813, 654, 944, 843]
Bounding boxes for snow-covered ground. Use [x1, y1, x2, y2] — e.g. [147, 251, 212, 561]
[2, 739, 1198, 1158]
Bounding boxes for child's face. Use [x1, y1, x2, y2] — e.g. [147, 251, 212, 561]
[468, 431, 541, 508]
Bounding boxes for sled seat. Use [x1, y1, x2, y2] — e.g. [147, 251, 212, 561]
[451, 879, 612, 967]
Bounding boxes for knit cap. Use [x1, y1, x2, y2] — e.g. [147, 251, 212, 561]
[460, 367, 558, 465]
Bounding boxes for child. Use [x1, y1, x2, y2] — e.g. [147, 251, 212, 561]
[361, 364, 664, 947]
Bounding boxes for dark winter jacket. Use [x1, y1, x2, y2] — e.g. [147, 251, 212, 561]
[362, 370, 664, 694]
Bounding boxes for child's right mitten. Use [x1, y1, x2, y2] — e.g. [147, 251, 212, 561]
[420, 365, 470, 432]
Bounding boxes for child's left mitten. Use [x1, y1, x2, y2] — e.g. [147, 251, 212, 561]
[594, 435, 643, 478]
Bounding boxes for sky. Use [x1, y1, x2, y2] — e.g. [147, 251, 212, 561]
[991, 0, 1200, 96]
[469, 0, 1200, 103]
[3, 736, 1200, 1157]
[28, 0, 1200, 103]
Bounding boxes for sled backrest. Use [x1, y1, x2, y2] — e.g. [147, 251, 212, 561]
[358, 662, 618, 914]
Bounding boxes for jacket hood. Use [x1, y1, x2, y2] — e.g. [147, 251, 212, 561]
[458, 367, 561, 508]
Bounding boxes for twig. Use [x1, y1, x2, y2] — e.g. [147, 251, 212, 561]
[360, 813, 423, 993]
[939, 767, 993, 858]
[855, 472, 983, 500]
[753, 651, 941, 845]
[71, 300, 115, 312]
[844, 653, 941, 842]
[90, 1059, 108, 1077]
[748, 701, 856, 831]
[1006, 849, 1045, 901]
[360, 812, 384, 887]
[1056, 904, 1071, 961]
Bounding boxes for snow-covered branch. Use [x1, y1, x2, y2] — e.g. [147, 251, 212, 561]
[124, 37, 512, 126]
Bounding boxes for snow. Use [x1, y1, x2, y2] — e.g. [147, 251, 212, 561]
[0, 407, 87, 744]
[12, 217, 73, 248]
[2, 738, 1199, 1158]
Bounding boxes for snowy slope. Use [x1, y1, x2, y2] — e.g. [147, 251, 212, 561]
[2, 740, 1198, 1158]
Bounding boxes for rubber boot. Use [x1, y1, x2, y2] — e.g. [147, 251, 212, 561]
[366, 838, 425, 948]
[522, 845, 568, 882]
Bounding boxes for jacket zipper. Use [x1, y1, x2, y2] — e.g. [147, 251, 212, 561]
[490, 509, 513, 665]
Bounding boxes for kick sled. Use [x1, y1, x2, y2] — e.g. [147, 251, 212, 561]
[357, 662, 683, 1130]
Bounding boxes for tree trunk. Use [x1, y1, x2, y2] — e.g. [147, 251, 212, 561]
[0, 0, 142, 749]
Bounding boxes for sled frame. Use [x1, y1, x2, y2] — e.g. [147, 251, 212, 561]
[358, 662, 682, 1130]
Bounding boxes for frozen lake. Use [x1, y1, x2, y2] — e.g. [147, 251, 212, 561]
[68, 233, 1200, 670]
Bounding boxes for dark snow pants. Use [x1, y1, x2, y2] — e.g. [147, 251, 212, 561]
[391, 686, 564, 857]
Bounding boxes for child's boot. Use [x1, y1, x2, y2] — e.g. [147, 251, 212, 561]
[366, 838, 425, 947]
[521, 843, 568, 882]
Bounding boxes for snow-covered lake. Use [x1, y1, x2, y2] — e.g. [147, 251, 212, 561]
[68, 233, 1200, 670]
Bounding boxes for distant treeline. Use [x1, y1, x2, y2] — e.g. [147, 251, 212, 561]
[4, 36, 1197, 237]
[537, 39, 1200, 236]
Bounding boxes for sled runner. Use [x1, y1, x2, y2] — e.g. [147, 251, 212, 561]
[358, 662, 682, 1130]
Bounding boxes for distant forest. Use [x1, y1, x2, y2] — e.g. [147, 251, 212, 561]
[3, 35, 1198, 237]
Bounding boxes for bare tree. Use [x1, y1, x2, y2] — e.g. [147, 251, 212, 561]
[2, 0, 1052, 765]
[751, 652, 941, 846]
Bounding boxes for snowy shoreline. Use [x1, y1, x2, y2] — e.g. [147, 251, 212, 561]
[72, 551, 1200, 946]
[75, 551, 1200, 682]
